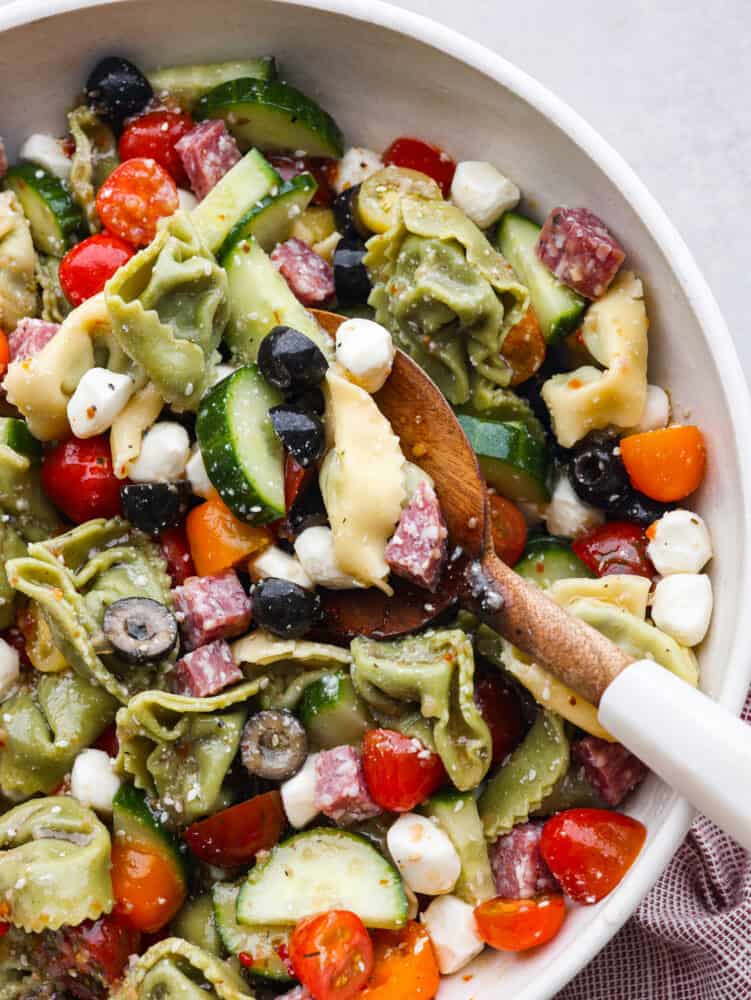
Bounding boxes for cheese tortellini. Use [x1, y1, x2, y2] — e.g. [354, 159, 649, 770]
[0, 191, 37, 334]
[112, 938, 252, 1000]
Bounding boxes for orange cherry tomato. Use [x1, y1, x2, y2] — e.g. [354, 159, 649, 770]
[361, 921, 440, 1000]
[59, 233, 135, 307]
[474, 894, 566, 952]
[290, 910, 374, 1000]
[186, 497, 272, 576]
[540, 808, 647, 904]
[502, 307, 546, 387]
[383, 137, 456, 196]
[0, 330, 9, 380]
[183, 791, 285, 868]
[620, 425, 706, 502]
[111, 840, 187, 933]
[362, 729, 446, 813]
[96, 158, 179, 247]
[488, 492, 528, 566]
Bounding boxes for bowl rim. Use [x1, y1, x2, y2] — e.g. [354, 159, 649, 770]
[1, 0, 750, 994]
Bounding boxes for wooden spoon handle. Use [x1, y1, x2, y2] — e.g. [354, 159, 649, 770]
[465, 551, 632, 705]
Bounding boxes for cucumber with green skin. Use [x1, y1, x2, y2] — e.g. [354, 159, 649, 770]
[423, 791, 496, 905]
[196, 365, 285, 524]
[171, 894, 224, 957]
[196, 77, 344, 158]
[5, 164, 84, 256]
[218, 173, 317, 260]
[0, 419, 41, 462]
[148, 57, 277, 110]
[298, 673, 373, 750]
[457, 414, 551, 503]
[497, 212, 587, 343]
[212, 883, 294, 983]
[514, 535, 594, 588]
[112, 784, 187, 886]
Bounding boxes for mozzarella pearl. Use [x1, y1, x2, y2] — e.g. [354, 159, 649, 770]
[651, 573, 713, 647]
[647, 509, 713, 575]
[66, 368, 135, 439]
[20, 133, 72, 180]
[386, 813, 461, 896]
[421, 895, 485, 974]
[280, 753, 320, 829]
[633, 384, 670, 433]
[0, 638, 20, 701]
[127, 421, 191, 482]
[178, 189, 198, 213]
[332, 147, 383, 194]
[294, 526, 364, 590]
[545, 475, 605, 539]
[186, 445, 214, 499]
[70, 749, 121, 815]
[450, 161, 520, 230]
[249, 545, 314, 591]
[335, 318, 395, 394]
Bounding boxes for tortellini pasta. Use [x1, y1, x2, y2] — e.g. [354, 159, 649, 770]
[112, 938, 252, 1000]
[0, 524, 25, 632]
[106, 211, 229, 411]
[365, 195, 528, 405]
[0, 797, 113, 932]
[0, 444, 61, 543]
[68, 105, 119, 234]
[110, 381, 164, 479]
[0, 191, 37, 334]
[36, 255, 70, 323]
[541, 271, 648, 447]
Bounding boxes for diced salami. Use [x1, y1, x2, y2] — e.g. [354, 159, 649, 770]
[536, 206, 625, 299]
[8, 318, 60, 361]
[571, 735, 647, 807]
[270, 238, 335, 307]
[314, 745, 381, 826]
[175, 120, 241, 201]
[489, 821, 559, 899]
[174, 639, 243, 697]
[173, 569, 252, 651]
[385, 481, 448, 592]
[0, 138, 7, 182]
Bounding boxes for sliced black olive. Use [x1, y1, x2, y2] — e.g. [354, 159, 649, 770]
[85, 56, 153, 128]
[269, 405, 325, 468]
[568, 432, 630, 509]
[333, 236, 371, 307]
[258, 326, 329, 394]
[240, 709, 308, 781]
[103, 597, 178, 664]
[611, 490, 672, 527]
[120, 482, 192, 536]
[332, 184, 370, 240]
[253, 577, 321, 639]
[289, 386, 325, 417]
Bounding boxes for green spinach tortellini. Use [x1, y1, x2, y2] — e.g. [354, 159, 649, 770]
[351, 629, 492, 791]
[365, 196, 528, 405]
[0, 797, 113, 932]
[112, 938, 253, 1000]
[106, 210, 229, 410]
[68, 105, 119, 234]
[0, 443, 61, 544]
[0, 191, 38, 334]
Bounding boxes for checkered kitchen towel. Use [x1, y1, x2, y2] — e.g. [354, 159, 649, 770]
[559, 693, 751, 1000]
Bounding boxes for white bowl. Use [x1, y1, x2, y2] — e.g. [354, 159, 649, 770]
[1, 0, 749, 995]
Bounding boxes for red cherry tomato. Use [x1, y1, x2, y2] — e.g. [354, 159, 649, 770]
[41, 436, 123, 523]
[540, 808, 647, 904]
[362, 728, 446, 812]
[290, 910, 374, 1000]
[71, 916, 142, 984]
[0, 331, 9, 380]
[572, 521, 654, 578]
[183, 791, 285, 868]
[267, 154, 336, 207]
[0, 922, 8, 938]
[159, 525, 196, 586]
[474, 895, 566, 952]
[474, 673, 525, 767]
[94, 722, 120, 758]
[383, 137, 456, 196]
[59, 233, 135, 307]
[96, 158, 179, 247]
[285, 453, 314, 511]
[118, 110, 194, 186]
[488, 493, 528, 566]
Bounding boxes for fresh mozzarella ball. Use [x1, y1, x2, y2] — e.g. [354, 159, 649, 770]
[127, 421, 191, 482]
[178, 189, 198, 213]
[294, 526, 364, 590]
[632, 384, 670, 433]
[545, 475, 605, 539]
[386, 813, 461, 896]
[0, 638, 20, 701]
[332, 147, 383, 194]
[335, 318, 395, 394]
[186, 445, 214, 499]
[70, 749, 121, 815]
[421, 895, 485, 974]
[20, 133, 71, 181]
[651, 573, 713, 646]
[647, 509, 712, 575]
[450, 161, 520, 230]
[250, 545, 314, 591]
[66, 368, 135, 439]
[280, 754, 319, 829]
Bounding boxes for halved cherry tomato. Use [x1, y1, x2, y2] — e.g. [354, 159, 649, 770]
[361, 921, 440, 1000]
[70, 916, 141, 984]
[502, 307, 546, 387]
[285, 453, 315, 511]
[620, 425, 706, 502]
[41, 435, 123, 523]
[383, 137, 456, 197]
[540, 808, 647, 904]
[111, 840, 187, 933]
[488, 492, 528, 566]
[474, 894, 566, 951]
[267, 154, 336, 206]
[118, 110, 193, 186]
[96, 158, 179, 247]
[474, 673, 525, 767]
[362, 728, 446, 812]
[290, 910, 374, 1000]
[183, 791, 285, 868]
[572, 521, 654, 578]
[159, 524, 196, 585]
[59, 233, 135, 307]
[0, 331, 9, 380]
[185, 497, 272, 576]
[94, 722, 119, 758]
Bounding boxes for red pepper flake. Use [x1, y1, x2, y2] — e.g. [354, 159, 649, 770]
[569, 378, 583, 389]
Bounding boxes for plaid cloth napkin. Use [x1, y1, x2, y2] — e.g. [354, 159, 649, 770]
[559, 692, 751, 1000]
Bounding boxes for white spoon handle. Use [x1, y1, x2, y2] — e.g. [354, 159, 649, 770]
[599, 660, 751, 850]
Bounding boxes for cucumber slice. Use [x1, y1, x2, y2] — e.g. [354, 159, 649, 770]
[197, 78, 344, 158]
[191, 148, 280, 255]
[457, 414, 551, 503]
[5, 164, 84, 256]
[237, 828, 408, 929]
[514, 535, 594, 588]
[213, 883, 293, 983]
[196, 365, 285, 524]
[112, 784, 187, 885]
[222, 235, 333, 364]
[218, 173, 318, 260]
[171, 894, 224, 956]
[298, 673, 372, 750]
[423, 791, 495, 905]
[0, 418, 41, 462]
[497, 212, 586, 343]
[148, 57, 277, 110]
